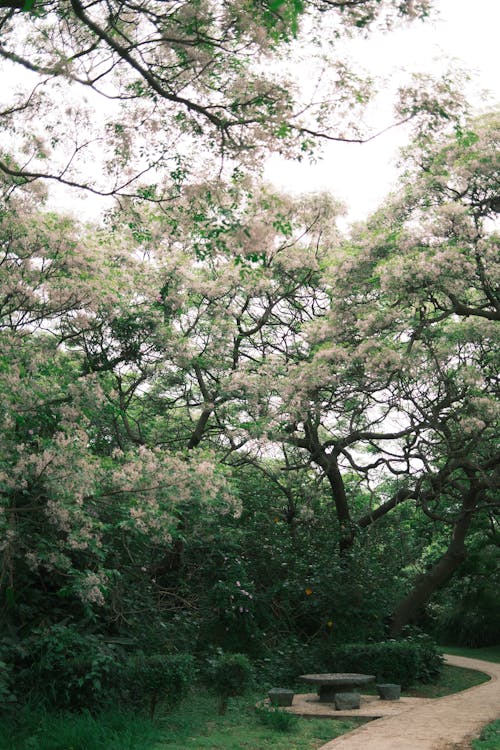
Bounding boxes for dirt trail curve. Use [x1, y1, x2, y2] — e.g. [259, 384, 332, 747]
[319, 654, 500, 750]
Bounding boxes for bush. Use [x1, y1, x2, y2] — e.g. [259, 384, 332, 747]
[120, 652, 195, 717]
[208, 652, 254, 713]
[0, 643, 17, 709]
[253, 634, 321, 686]
[256, 704, 298, 732]
[8, 625, 118, 710]
[5, 623, 196, 716]
[330, 637, 443, 688]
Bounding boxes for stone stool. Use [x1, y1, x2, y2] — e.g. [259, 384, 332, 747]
[268, 688, 294, 706]
[376, 683, 401, 700]
[334, 692, 360, 710]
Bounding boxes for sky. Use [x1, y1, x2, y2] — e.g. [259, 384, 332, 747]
[265, 0, 500, 223]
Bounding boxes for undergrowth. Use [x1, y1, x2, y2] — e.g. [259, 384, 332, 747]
[0, 708, 162, 750]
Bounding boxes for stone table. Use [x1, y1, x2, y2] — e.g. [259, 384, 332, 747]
[299, 673, 376, 705]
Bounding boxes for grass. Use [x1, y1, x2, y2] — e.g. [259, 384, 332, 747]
[0, 707, 163, 750]
[0, 693, 361, 750]
[358, 663, 490, 700]
[405, 664, 490, 699]
[156, 692, 362, 750]
[472, 720, 500, 750]
[440, 645, 500, 664]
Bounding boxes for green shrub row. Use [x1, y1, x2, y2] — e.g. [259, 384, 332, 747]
[1, 625, 195, 713]
[252, 634, 443, 690]
[330, 637, 443, 688]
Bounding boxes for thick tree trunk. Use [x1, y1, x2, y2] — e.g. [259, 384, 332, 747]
[389, 509, 473, 636]
[324, 460, 355, 553]
[295, 419, 355, 553]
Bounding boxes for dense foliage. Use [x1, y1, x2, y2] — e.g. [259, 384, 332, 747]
[0, 0, 498, 722]
[1, 112, 497, 713]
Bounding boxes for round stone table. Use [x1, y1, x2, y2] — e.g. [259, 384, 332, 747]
[300, 673, 375, 703]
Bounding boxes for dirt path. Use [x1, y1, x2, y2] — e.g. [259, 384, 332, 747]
[318, 654, 500, 750]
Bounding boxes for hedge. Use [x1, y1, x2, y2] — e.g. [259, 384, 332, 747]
[330, 637, 443, 688]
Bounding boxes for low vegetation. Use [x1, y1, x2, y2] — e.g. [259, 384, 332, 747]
[472, 720, 500, 750]
[0, 708, 163, 750]
[440, 646, 500, 664]
[159, 693, 361, 750]
[2, 652, 496, 750]
[405, 665, 490, 699]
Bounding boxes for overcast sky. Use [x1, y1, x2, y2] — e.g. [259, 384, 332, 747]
[265, 0, 500, 223]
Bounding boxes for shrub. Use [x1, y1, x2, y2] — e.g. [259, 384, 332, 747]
[0, 659, 16, 709]
[9, 624, 118, 710]
[256, 703, 298, 732]
[330, 637, 443, 688]
[0, 640, 17, 710]
[253, 634, 320, 686]
[208, 652, 254, 713]
[120, 652, 195, 717]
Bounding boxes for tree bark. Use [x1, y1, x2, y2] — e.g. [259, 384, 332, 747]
[357, 488, 416, 528]
[290, 419, 355, 553]
[389, 508, 473, 636]
[323, 459, 355, 553]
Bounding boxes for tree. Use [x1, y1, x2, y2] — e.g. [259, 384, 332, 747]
[0, 0, 460, 202]
[0, 180, 235, 637]
[325, 111, 499, 630]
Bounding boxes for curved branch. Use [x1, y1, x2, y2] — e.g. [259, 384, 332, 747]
[69, 0, 227, 130]
[289, 114, 414, 145]
[357, 488, 417, 528]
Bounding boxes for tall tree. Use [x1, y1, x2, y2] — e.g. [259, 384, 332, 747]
[326, 111, 499, 626]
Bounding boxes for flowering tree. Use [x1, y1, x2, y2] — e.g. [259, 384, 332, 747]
[0, 0, 463, 202]
[60, 114, 498, 604]
[0, 180, 235, 630]
[1, 92, 497, 652]
[54, 178, 339, 451]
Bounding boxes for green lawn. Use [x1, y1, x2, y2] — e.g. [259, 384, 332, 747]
[156, 692, 362, 750]
[440, 645, 500, 664]
[405, 664, 490, 699]
[358, 662, 491, 700]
